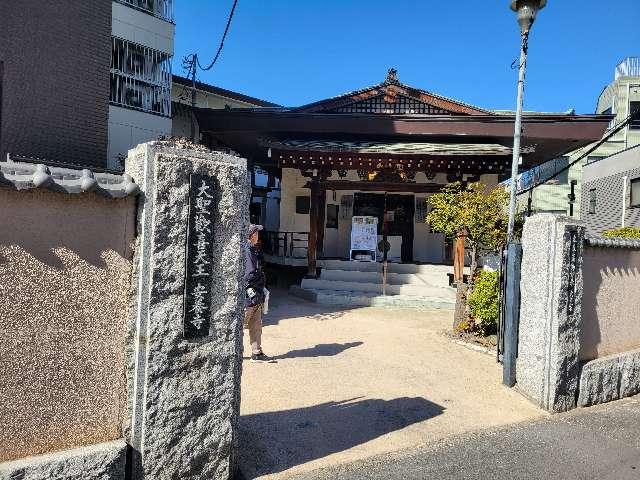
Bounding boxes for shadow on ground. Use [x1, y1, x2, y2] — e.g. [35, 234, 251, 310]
[261, 291, 358, 327]
[271, 342, 364, 360]
[242, 342, 363, 361]
[237, 397, 444, 479]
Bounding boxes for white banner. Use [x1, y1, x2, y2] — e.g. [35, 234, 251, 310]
[350, 216, 378, 257]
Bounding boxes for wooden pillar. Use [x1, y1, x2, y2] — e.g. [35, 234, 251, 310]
[307, 180, 321, 278]
[316, 188, 326, 256]
[453, 233, 465, 283]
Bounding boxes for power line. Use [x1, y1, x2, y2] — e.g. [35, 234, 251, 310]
[516, 107, 640, 197]
[196, 0, 239, 72]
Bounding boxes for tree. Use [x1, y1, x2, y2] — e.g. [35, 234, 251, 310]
[427, 182, 508, 281]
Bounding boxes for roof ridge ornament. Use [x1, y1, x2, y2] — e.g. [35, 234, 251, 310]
[383, 68, 400, 85]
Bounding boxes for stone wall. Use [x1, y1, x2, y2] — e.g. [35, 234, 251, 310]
[517, 214, 640, 412]
[0, 184, 136, 462]
[125, 141, 248, 480]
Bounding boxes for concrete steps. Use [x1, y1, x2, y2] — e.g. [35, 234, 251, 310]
[318, 260, 457, 288]
[319, 259, 454, 275]
[292, 260, 458, 310]
[320, 269, 442, 286]
[290, 286, 455, 310]
[301, 278, 456, 299]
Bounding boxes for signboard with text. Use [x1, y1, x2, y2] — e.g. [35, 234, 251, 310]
[183, 174, 217, 338]
[349, 215, 378, 261]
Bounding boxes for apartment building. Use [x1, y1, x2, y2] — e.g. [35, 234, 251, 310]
[108, 0, 175, 170]
[0, 1, 112, 168]
[516, 57, 640, 217]
[581, 145, 640, 235]
[0, 1, 175, 170]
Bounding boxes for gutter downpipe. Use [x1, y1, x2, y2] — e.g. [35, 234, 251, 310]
[622, 175, 628, 227]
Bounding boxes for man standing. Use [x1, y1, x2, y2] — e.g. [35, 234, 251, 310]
[244, 224, 271, 362]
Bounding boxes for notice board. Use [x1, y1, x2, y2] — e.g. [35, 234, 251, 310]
[350, 215, 378, 261]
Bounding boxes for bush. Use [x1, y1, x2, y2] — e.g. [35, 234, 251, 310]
[467, 270, 499, 336]
[601, 227, 640, 238]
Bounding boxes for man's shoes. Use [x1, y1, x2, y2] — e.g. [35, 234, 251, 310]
[251, 351, 275, 363]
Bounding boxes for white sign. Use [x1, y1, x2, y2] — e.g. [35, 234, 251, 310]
[350, 216, 378, 261]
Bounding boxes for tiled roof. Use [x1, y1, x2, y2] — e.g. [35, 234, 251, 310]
[585, 234, 640, 249]
[172, 75, 280, 108]
[294, 68, 492, 115]
[0, 155, 139, 198]
[260, 138, 536, 156]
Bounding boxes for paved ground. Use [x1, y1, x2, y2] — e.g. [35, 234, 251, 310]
[238, 291, 543, 479]
[287, 396, 640, 480]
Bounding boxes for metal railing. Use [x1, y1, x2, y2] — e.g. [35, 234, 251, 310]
[262, 231, 308, 260]
[110, 37, 172, 117]
[116, 0, 174, 22]
[615, 57, 640, 80]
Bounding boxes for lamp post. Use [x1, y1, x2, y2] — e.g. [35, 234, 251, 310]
[502, 0, 546, 388]
[506, 0, 547, 243]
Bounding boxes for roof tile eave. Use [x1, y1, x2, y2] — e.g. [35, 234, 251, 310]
[172, 74, 281, 108]
[293, 80, 491, 115]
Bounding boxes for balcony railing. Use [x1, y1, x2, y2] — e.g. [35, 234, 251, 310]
[615, 57, 640, 80]
[116, 0, 174, 22]
[110, 37, 172, 117]
[262, 231, 309, 260]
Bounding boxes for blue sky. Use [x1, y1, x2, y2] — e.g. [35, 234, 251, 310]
[173, 1, 639, 114]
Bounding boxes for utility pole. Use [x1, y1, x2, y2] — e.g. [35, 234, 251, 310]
[190, 54, 198, 142]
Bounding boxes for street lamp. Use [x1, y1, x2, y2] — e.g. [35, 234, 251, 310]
[502, 0, 547, 388]
[506, 0, 547, 243]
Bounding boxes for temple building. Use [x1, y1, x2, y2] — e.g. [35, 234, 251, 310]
[194, 69, 611, 277]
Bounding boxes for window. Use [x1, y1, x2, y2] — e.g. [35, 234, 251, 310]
[110, 37, 172, 116]
[631, 102, 640, 129]
[249, 202, 262, 225]
[295, 196, 310, 214]
[539, 209, 567, 216]
[631, 178, 640, 207]
[116, 0, 174, 22]
[588, 189, 596, 214]
[541, 157, 569, 184]
[326, 204, 339, 228]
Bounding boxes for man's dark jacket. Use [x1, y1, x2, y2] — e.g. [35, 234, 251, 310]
[244, 242, 265, 307]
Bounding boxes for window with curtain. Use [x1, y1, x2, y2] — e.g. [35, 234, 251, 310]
[631, 178, 640, 207]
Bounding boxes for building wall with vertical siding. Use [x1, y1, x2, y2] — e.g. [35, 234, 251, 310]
[0, 1, 111, 168]
[581, 146, 640, 235]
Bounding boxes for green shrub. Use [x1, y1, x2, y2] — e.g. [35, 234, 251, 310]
[601, 227, 640, 238]
[467, 270, 499, 336]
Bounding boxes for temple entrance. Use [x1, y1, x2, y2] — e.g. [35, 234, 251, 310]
[353, 192, 414, 262]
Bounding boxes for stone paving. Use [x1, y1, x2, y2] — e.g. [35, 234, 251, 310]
[238, 291, 544, 479]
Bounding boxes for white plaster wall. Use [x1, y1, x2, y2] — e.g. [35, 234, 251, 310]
[280, 168, 464, 263]
[580, 247, 640, 360]
[112, 2, 175, 54]
[107, 105, 172, 169]
[171, 85, 256, 109]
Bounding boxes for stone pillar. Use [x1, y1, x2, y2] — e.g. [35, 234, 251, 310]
[516, 214, 585, 413]
[124, 141, 249, 479]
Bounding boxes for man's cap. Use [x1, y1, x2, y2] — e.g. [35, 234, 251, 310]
[247, 224, 263, 236]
